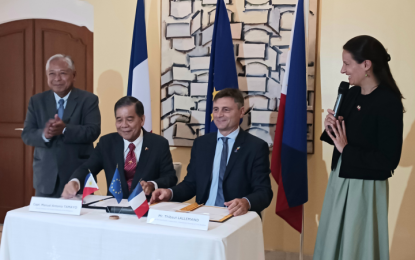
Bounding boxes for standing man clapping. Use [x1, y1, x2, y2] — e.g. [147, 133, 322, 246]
[22, 54, 101, 197]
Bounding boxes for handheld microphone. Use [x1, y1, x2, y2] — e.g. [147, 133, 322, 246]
[333, 81, 350, 118]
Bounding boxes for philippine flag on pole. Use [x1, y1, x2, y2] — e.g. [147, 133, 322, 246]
[127, 0, 152, 132]
[82, 173, 99, 202]
[270, 0, 308, 233]
[128, 183, 149, 219]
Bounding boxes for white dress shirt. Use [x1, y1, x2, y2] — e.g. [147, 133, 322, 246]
[42, 91, 71, 142]
[124, 130, 143, 164]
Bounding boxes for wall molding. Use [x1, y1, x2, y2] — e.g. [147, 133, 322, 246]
[0, 0, 93, 32]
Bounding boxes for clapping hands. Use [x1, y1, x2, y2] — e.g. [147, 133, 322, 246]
[43, 114, 66, 139]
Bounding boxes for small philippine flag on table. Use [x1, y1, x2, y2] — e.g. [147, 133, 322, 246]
[82, 173, 99, 201]
[128, 183, 149, 219]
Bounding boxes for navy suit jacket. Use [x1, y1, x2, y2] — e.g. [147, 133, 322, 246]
[171, 129, 273, 215]
[71, 130, 177, 198]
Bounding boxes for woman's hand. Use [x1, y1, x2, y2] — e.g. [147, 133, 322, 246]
[324, 109, 344, 133]
[326, 120, 348, 153]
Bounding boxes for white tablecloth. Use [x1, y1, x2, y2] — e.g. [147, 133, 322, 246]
[0, 207, 265, 260]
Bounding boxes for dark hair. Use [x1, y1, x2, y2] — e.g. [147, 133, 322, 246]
[213, 88, 244, 108]
[343, 35, 405, 111]
[114, 96, 144, 117]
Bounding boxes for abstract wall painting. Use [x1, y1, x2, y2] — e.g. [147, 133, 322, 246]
[161, 0, 318, 153]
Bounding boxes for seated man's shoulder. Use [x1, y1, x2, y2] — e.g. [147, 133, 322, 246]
[100, 132, 170, 146]
[243, 130, 269, 148]
[98, 132, 120, 143]
[192, 131, 268, 147]
[193, 132, 216, 144]
[144, 131, 170, 145]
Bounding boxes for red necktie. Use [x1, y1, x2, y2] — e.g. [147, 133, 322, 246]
[124, 143, 137, 191]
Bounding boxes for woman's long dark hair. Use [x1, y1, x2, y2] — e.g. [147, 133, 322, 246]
[343, 35, 405, 112]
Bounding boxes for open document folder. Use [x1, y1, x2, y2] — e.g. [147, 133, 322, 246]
[151, 202, 233, 222]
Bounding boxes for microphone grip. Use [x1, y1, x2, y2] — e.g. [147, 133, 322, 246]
[333, 94, 343, 119]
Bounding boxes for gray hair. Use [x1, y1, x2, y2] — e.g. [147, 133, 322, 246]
[45, 54, 75, 71]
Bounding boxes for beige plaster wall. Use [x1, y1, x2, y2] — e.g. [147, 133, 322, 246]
[85, 0, 415, 258]
[318, 1, 415, 259]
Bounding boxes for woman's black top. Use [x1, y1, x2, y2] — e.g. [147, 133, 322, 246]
[321, 84, 403, 180]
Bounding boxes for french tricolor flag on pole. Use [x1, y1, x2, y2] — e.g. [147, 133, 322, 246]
[128, 183, 149, 219]
[271, 0, 308, 233]
[127, 0, 152, 132]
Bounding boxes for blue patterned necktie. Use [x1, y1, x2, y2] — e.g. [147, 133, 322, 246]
[215, 137, 229, 207]
[58, 99, 65, 119]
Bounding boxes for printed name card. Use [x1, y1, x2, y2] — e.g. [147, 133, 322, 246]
[147, 209, 210, 231]
[29, 197, 82, 216]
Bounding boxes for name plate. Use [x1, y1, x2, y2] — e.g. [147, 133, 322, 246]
[29, 197, 82, 216]
[147, 209, 209, 231]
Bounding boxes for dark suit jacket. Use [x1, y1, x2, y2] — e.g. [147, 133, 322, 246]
[171, 129, 273, 215]
[321, 84, 403, 180]
[71, 130, 177, 198]
[21, 88, 101, 194]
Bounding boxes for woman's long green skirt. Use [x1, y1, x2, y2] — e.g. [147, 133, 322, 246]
[313, 156, 389, 260]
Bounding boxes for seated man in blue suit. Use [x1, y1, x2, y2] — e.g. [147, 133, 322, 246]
[151, 88, 273, 216]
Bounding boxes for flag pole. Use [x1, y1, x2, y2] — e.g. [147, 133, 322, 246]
[299, 205, 304, 260]
[301, 0, 307, 257]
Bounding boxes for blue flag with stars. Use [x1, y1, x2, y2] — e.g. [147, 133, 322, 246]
[110, 168, 123, 203]
[204, 0, 239, 134]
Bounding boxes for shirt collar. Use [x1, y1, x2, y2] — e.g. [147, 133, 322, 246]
[217, 127, 240, 141]
[123, 129, 143, 153]
[53, 91, 71, 104]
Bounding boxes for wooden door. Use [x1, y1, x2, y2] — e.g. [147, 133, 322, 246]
[0, 19, 93, 223]
[34, 19, 93, 93]
[0, 20, 35, 222]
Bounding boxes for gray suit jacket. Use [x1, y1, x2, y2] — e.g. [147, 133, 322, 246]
[21, 88, 101, 194]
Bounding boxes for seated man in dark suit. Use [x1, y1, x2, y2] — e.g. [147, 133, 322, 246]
[22, 54, 101, 197]
[61, 96, 177, 198]
[151, 88, 273, 216]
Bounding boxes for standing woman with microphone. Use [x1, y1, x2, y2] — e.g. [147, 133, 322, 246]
[313, 35, 404, 260]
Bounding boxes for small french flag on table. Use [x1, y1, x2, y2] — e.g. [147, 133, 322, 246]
[128, 183, 149, 219]
[82, 173, 99, 202]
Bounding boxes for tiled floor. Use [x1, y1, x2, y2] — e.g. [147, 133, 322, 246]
[265, 251, 312, 260]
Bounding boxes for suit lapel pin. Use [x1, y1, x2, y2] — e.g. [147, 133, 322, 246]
[145, 147, 149, 151]
[234, 146, 240, 152]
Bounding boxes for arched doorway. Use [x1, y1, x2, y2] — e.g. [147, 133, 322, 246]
[0, 19, 93, 223]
